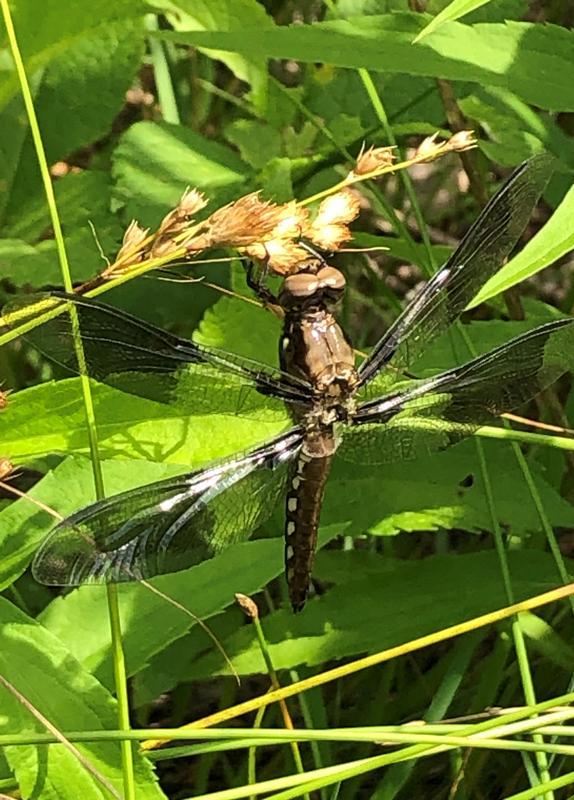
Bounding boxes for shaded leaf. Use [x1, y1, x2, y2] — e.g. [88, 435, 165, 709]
[155, 0, 273, 111]
[0, 596, 164, 799]
[175, 550, 574, 676]
[0, 172, 123, 287]
[0, 6, 145, 225]
[159, 14, 574, 113]
[112, 121, 248, 227]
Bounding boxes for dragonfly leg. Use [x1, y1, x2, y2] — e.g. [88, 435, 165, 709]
[246, 259, 279, 305]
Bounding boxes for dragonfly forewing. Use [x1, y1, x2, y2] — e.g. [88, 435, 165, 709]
[2, 292, 314, 422]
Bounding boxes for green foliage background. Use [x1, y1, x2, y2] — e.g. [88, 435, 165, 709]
[1, 1, 574, 798]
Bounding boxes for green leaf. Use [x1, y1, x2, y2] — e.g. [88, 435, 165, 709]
[328, 440, 574, 539]
[354, 232, 451, 270]
[460, 88, 574, 168]
[37, 520, 341, 688]
[519, 611, 574, 671]
[0, 378, 287, 466]
[153, 0, 274, 111]
[182, 550, 574, 676]
[112, 120, 248, 226]
[195, 293, 282, 364]
[225, 120, 282, 170]
[468, 183, 574, 308]
[0, 172, 123, 287]
[414, 0, 492, 43]
[0, 596, 165, 799]
[28, 438, 574, 688]
[158, 14, 574, 113]
[0, 4, 145, 225]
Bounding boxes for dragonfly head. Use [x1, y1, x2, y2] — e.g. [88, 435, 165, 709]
[279, 266, 346, 311]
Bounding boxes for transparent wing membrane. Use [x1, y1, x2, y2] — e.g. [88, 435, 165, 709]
[341, 319, 574, 464]
[32, 429, 303, 585]
[3, 292, 314, 418]
[358, 153, 555, 386]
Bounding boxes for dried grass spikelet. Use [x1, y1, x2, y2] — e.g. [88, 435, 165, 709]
[188, 193, 308, 251]
[415, 132, 441, 161]
[0, 389, 7, 410]
[185, 193, 312, 275]
[415, 130, 477, 162]
[306, 223, 353, 252]
[445, 130, 477, 153]
[304, 188, 360, 252]
[0, 458, 13, 480]
[115, 220, 150, 267]
[312, 189, 361, 227]
[243, 240, 312, 275]
[151, 188, 208, 258]
[157, 188, 208, 237]
[354, 144, 396, 176]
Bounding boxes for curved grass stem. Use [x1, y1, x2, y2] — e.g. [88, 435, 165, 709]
[0, 3, 136, 797]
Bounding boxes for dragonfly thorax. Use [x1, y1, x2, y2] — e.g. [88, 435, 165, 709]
[280, 278, 358, 407]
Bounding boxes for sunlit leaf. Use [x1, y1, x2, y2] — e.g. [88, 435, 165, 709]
[413, 1, 492, 43]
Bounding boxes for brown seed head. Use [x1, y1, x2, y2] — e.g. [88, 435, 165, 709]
[354, 144, 396, 176]
[0, 389, 7, 410]
[205, 194, 309, 249]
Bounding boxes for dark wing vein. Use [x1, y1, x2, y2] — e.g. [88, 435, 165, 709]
[357, 153, 555, 387]
[340, 318, 574, 464]
[32, 428, 303, 585]
[7, 292, 314, 414]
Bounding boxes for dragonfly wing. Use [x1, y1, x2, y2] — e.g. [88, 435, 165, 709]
[3, 292, 314, 417]
[357, 153, 555, 386]
[32, 429, 303, 585]
[341, 318, 574, 464]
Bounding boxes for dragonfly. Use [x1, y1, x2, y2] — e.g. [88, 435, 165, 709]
[11, 152, 574, 611]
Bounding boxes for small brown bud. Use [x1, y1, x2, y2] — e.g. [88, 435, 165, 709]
[205, 194, 309, 249]
[354, 144, 396, 176]
[235, 593, 259, 619]
[0, 389, 7, 410]
[0, 458, 13, 480]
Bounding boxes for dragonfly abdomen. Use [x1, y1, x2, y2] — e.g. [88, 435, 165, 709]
[285, 434, 335, 611]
